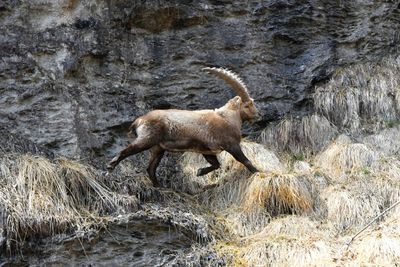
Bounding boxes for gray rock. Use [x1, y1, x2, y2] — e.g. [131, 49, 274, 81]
[0, 0, 399, 162]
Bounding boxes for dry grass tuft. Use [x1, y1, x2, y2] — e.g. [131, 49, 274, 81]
[318, 156, 400, 234]
[352, 234, 400, 265]
[261, 114, 337, 156]
[242, 173, 316, 216]
[197, 171, 314, 216]
[314, 55, 400, 133]
[372, 158, 400, 208]
[58, 158, 114, 209]
[0, 154, 137, 248]
[197, 171, 317, 240]
[254, 216, 324, 237]
[198, 175, 254, 211]
[322, 185, 382, 233]
[218, 216, 334, 267]
[240, 237, 333, 267]
[217, 207, 271, 237]
[181, 142, 319, 241]
[314, 135, 378, 180]
[362, 125, 400, 156]
[344, 219, 400, 267]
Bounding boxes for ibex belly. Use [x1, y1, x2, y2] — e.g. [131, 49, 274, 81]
[160, 139, 222, 155]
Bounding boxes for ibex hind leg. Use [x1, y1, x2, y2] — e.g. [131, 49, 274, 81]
[225, 144, 259, 174]
[197, 154, 220, 176]
[147, 145, 165, 187]
[106, 139, 154, 171]
[197, 154, 220, 191]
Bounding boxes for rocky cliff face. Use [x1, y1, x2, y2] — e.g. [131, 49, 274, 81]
[1, 0, 399, 160]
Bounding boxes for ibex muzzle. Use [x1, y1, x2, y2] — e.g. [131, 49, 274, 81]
[107, 67, 260, 189]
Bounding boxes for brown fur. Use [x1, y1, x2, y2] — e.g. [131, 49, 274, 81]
[107, 68, 261, 189]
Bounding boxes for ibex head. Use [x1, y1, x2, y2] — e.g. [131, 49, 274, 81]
[240, 97, 260, 122]
[203, 67, 261, 122]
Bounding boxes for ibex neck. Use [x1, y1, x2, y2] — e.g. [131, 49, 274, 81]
[215, 107, 243, 130]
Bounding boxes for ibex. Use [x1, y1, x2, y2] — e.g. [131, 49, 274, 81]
[107, 67, 261, 187]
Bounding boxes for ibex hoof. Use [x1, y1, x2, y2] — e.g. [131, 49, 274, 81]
[197, 168, 208, 176]
[250, 167, 259, 174]
[106, 164, 115, 172]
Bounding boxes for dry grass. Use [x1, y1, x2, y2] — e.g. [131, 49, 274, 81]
[202, 127, 400, 266]
[216, 216, 334, 267]
[205, 177, 316, 253]
[261, 114, 337, 156]
[208, 57, 400, 266]
[241, 173, 315, 216]
[0, 154, 137, 249]
[239, 239, 331, 266]
[362, 125, 400, 156]
[315, 137, 400, 233]
[2, 132, 399, 264]
[372, 158, 400, 209]
[214, 172, 400, 266]
[177, 142, 318, 243]
[338, 212, 400, 266]
[314, 56, 400, 133]
[198, 175, 254, 211]
[350, 234, 400, 266]
[314, 135, 378, 180]
[322, 185, 382, 233]
[194, 163, 316, 217]
[239, 234, 332, 267]
[292, 160, 313, 175]
[218, 207, 271, 237]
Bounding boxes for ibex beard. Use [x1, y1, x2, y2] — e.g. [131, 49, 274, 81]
[107, 67, 261, 188]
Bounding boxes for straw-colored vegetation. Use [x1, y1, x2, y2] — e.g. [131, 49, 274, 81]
[261, 114, 337, 156]
[314, 135, 378, 180]
[215, 216, 334, 267]
[0, 154, 137, 249]
[314, 56, 400, 133]
[362, 125, 400, 156]
[241, 173, 315, 215]
[197, 135, 400, 266]
[193, 56, 400, 266]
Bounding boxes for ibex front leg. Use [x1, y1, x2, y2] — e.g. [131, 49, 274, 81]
[225, 144, 259, 174]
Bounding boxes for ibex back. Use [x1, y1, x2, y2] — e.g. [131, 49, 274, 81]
[107, 67, 261, 188]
